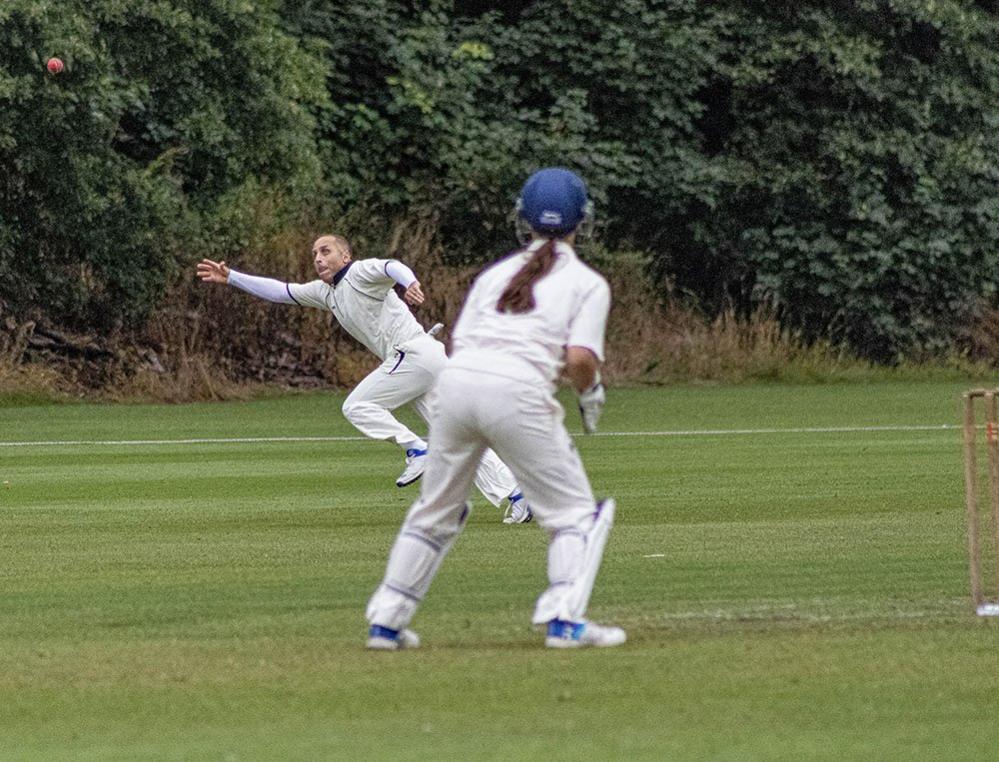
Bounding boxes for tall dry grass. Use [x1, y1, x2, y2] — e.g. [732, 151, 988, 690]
[3, 206, 993, 404]
[589, 248, 861, 384]
[0, 319, 73, 403]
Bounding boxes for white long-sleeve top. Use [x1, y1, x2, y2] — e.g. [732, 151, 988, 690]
[227, 258, 426, 360]
[449, 240, 611, 390]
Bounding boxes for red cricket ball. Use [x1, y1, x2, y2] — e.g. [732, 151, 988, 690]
[46, 57, 64, 74]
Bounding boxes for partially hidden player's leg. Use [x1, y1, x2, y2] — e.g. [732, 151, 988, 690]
[341, 335, 445, 486]
[476, 451, 534, 524]
[366, 374, 486, 649]
[476, 382, 625, 648]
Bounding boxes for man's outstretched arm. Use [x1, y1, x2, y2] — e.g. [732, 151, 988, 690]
[197, 259, 298, 305]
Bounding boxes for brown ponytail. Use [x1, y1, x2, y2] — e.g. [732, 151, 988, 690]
[496, 239, 559, 313]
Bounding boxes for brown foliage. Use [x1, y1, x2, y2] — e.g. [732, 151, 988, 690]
[963, 307, 999, 363]
[2, 215, 966, 403]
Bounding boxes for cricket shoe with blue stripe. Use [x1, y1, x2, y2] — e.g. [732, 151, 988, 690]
[366, 625, 421, 650]
[545, 619, 626, 649]
[396, 448, 428, 487]
[503, 492, 533, 524]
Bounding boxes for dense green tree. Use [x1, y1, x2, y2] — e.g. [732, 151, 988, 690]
[281, 0, 719, 261]
[694, 0, 999, 359]
[0, 0, 327, 329]
[3, 0, 998, 361]
[283, 0, 999, 360]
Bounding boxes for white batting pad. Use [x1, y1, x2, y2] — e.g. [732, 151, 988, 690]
[366, 503, 470, 631]
[365, 584, 420, 632]
[532, 498, 616, 624]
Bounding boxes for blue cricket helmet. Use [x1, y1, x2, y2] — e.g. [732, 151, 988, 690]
[516, 167, 590, 237]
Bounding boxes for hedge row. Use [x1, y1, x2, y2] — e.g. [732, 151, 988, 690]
[3, 1, 998, 361]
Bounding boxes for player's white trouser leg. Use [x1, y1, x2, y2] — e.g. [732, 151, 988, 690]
[341, 335, 446, 446]
[367, 367, 611, 630]
[469, 448, 519, 507]
[364, 502, 473, 631]
[452, 372, 610, 623]
[342, 334, 519, 507]
[366, 411, 485, 631]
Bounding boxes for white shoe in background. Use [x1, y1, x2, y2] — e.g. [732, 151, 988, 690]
[396, 448, 428, 487]
[502, 492, 533, 524]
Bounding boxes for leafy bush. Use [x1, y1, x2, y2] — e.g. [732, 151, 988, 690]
[284, 0, 999, 361]
[696, 0, 999, 361]
[0, 0, 327, 330]
[4, 0, 999, 364]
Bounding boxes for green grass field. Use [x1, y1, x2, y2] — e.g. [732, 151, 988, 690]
[3, 382, 999, 759]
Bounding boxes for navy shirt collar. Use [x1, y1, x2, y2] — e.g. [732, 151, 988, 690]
[332, 261, 352, 286]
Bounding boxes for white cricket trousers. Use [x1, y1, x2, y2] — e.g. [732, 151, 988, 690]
[340, 334, 515, 506]
[366, 367, 602, 631]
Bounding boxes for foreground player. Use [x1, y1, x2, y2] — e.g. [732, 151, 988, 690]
[366, 168, 625, 649]
[196, 236, 532, 523]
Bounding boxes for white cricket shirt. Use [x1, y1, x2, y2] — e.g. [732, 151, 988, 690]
[449, 240, 611, 388]
[287, 259, 425, 360]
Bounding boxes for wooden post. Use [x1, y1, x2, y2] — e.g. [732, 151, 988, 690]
[986, 393, 999, 600]
[964, 392, 983, 608]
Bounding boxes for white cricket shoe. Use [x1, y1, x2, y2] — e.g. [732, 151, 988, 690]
[545, 619, 627, 649]
[502, 492, 533, 524]
[396, 448, 428, 487]
[367, 625, 421, 650]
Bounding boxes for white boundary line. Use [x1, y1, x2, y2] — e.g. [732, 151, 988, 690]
[592, 424, 957, 437]
[0, 436, 368, 447]
[0, 424, 959, 448]
[642, 605, 956, 623]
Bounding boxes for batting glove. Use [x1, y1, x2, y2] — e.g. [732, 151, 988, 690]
[578, 377, 605, 434]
